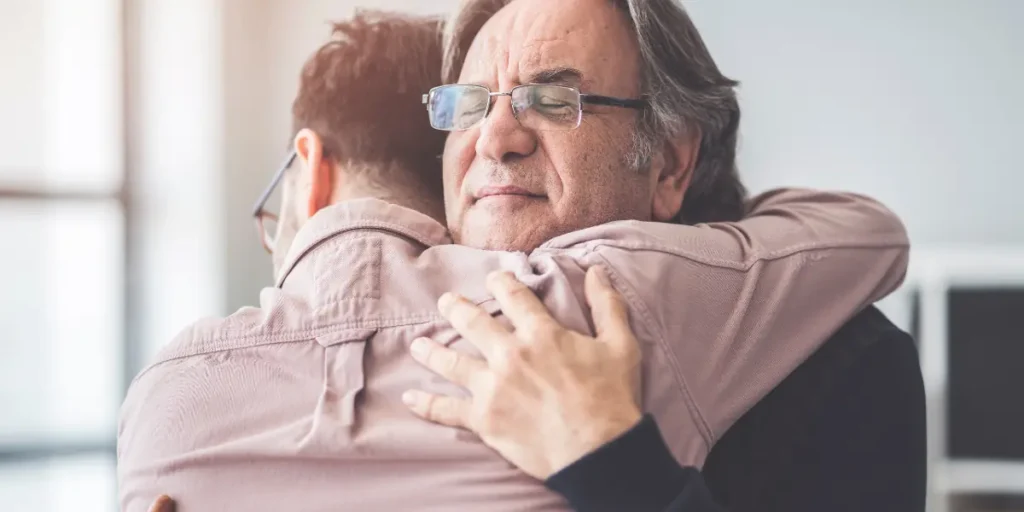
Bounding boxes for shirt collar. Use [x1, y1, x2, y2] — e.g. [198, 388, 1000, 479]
[274, 198, 451, 288]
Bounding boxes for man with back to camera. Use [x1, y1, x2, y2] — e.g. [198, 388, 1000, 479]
[117, 3, 921, 507]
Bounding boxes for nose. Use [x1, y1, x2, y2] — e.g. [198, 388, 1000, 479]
[474, 95, 538, 164]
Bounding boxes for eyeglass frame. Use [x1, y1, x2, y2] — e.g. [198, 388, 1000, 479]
[421, 83, 647, 132]
[253, 85, 645, 251]
[252, 149, 297, 254]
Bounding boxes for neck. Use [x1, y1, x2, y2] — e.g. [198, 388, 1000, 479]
[332, 172, 445, 224]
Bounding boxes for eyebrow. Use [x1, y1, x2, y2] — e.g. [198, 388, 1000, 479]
[527, 67, 584, 86]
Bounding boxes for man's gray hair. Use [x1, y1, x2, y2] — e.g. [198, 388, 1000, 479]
[441, 0, 746, 224]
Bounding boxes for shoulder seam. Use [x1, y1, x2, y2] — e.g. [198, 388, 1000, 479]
[569, 236, 908, 272]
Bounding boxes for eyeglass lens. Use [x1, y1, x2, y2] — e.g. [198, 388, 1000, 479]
[428, 84, 582, 132]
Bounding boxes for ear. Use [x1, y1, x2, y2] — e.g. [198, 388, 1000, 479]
[294, 128, 336, 218]
[649, 129, 700, 222]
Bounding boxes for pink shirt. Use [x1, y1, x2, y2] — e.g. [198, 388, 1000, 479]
[117, 188, 909, 512]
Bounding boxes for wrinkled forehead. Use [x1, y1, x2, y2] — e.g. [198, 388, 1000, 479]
[458, 0, 641, 95]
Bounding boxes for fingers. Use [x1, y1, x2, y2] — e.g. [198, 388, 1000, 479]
[148, 496, 175, 512]
[410, 337, 486, 387]
[403, 390, 471, 429]
[485, 271, 557, 335]
[438, 292, 507, 360]
[584, 266, 635, 347]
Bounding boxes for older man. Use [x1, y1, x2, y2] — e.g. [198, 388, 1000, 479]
[437, 0, 746, 251]
[121, 5, 920, 512]
[420, 0, 926, 510]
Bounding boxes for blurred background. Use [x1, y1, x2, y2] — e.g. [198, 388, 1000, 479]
[0, 0, 1020, 510]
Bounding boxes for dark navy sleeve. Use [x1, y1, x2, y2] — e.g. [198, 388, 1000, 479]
[545, 415, 726, 512]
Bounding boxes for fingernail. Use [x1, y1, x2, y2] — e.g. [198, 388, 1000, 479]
[402, 390, 417, 406]
[438, 292, 454, 312]
[593, 265, 611, 286]
[410, 338, 430, 359]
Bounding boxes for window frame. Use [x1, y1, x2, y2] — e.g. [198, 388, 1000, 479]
[0, 0, 135, 470]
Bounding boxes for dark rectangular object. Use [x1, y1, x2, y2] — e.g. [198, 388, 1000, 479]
[947, 288, 1024, 460]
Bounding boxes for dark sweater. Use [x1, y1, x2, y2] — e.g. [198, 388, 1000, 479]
[546, 307, 927, 512]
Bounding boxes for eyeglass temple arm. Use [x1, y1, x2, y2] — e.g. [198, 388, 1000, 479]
[251, 150, 297, 217]
[580, 94, 647, 110]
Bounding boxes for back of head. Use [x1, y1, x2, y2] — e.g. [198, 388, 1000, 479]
[292, 10, 447, 198]
[442, 0, 746, 224]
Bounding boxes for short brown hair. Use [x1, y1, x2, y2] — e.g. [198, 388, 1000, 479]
[292, 11, 446, 188]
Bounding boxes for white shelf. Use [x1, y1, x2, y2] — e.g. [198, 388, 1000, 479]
[936, 460, 1024, 494]
[890, 246, 1024, 511]
[907, 247, 1024, 286]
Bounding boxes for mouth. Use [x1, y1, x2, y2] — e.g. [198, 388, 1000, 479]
[473, 185, 545, 202]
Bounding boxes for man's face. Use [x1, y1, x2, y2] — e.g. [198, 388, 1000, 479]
[442, 0, 663, 252]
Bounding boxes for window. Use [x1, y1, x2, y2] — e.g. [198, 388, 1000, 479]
[0, 0, 125, 510]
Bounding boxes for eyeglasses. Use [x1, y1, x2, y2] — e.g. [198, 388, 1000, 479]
[422, 84, 646, 132]
[252, 150, 297, 254]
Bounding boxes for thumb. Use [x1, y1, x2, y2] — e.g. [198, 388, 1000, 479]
[584, 265, 635, 348]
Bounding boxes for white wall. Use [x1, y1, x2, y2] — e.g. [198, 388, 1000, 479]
[222, 0, 276, 317]
[685, 0, 1024, 247]
[128, 0, 226, 361]
[220, 0, 1024, 311]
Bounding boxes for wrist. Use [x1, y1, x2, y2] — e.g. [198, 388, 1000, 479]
[551, 408, 643, 477]
[585, 407, 643, 451]
[546, 414, 693, 512]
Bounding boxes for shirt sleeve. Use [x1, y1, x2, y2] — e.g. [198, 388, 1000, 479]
[280, 193, 909, 469]
[564, 188, 909, 464]
[545, 415, 726, 512]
